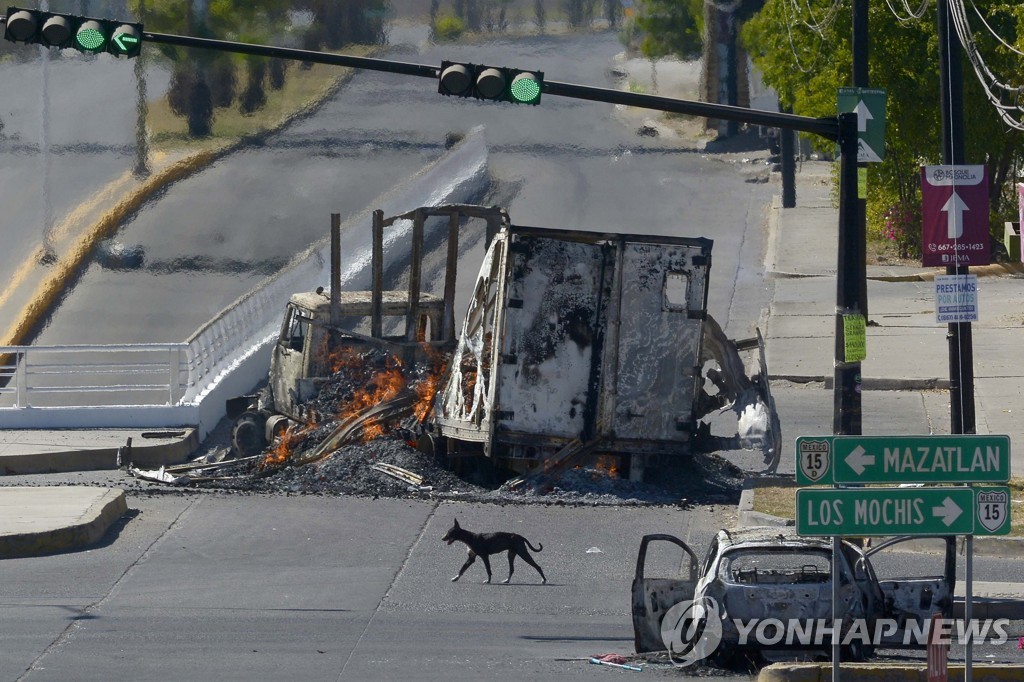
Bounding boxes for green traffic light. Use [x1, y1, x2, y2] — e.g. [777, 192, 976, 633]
[510, 73, 541, 104]
[111, 24, 140, 56]
[75, 20, 106, 52]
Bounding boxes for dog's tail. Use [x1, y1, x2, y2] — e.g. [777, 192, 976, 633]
[526, 540, 543, 553]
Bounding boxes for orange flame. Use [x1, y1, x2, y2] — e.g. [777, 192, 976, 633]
[337, 356, 406, 442]
[261, 419, 316, 468]
[593, 455, 620, 477]
[309, 339, 450, 445]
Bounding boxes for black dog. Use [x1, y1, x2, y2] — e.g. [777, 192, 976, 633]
[441, 518, 547, 584]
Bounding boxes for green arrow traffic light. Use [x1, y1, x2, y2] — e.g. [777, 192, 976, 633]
[3, 7, 142, 57]
[111, 24, 141, 56]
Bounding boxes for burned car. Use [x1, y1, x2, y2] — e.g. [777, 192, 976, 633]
[632, 527, 955, 666]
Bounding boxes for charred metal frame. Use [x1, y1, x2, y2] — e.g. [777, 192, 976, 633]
[371, 204, 510, 345]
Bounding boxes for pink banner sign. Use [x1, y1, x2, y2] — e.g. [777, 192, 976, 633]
[920, 165, 990, 267]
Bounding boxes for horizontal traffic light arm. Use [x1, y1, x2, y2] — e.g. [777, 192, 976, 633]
[0, 10, 840, 141]
[142, 30, 841, 140]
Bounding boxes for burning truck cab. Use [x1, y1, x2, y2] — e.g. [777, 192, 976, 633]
[227, 204, 781, 479]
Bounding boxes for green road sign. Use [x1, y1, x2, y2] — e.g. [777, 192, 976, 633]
[795, 434, 1011, 485]
[796, 486, 1011, 537]
[833, 435, 1010, 484]
[838, 87, 886, 162]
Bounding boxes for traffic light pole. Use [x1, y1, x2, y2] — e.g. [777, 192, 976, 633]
[134, 29, 841, 139]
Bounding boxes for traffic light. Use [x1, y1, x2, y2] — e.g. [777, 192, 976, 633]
[438, 61, 543, 105]
[4, 7, 142, 57]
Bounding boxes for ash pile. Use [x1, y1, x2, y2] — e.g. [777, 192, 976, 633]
[130, 347, 745, 506]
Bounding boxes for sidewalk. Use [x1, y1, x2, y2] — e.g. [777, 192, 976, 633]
[0, 428, 195, 557]
[764, 161, 1024, 473]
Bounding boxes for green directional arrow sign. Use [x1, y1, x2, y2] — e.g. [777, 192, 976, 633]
[797, 486, 1011, 537]
[833, 434, 1010, 484]
[838, 87, 886, 163]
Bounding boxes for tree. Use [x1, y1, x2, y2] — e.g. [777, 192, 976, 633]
[627, 0, 705, 61]
[135, 0, 313, 136]
[743, 0, 1024, 256]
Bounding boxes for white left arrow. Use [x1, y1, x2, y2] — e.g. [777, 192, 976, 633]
[942, 191, 969, 239]
[854, 100, 874, 133]
[845, 445, 875, 476]
[932, 497, 963, 527]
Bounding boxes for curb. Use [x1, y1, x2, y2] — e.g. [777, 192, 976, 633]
[1, 148, 223, 347]
[870, 262, 1024, 282]
[758, 663, 1024, 682]
[0, 487, 127, 558]
[738, 476, 794, 528]
[0, 429, 199, 475]
[768, 376, 950, 391]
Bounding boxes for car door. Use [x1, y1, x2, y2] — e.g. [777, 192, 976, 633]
[864, 536, 956, 644]
[631, 534, 700, 653]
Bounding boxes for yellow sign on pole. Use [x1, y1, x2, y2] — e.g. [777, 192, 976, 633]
[843, 313, 866, 362]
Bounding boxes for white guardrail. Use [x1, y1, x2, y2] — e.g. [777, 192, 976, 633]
[0, 129, 489, 438]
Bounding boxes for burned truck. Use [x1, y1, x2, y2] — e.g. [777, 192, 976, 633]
[227, 204, 781, 479]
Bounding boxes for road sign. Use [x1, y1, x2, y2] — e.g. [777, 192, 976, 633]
[796, 486, 1011, 537]
[832, 434, 1010, 484]
[838, 87, 886, 162]
[796, 434, 1011, 485]
[796, 436, 834, 485]
[921, 165, 990, 267]
[935, 274, 978, 323]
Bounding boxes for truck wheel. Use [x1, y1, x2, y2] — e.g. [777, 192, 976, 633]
[232, 412, 267, 458]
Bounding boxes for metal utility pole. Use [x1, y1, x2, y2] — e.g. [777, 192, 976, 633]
[937, 2, 977, 680]
[852, 0, 869, 322]
[937, 0, 976, 437]
[781, 104, 796, 208]
[834, 111, 864, 439]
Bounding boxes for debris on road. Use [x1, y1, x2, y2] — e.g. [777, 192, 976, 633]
[590, 654, 643, 671]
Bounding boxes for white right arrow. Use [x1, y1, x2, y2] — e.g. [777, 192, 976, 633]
[845, 445, 875, 476]
[941, 192, 969, 239]
[932, 497, 963, 527]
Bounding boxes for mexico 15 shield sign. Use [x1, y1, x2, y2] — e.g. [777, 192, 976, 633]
[920, 165, 990, 267]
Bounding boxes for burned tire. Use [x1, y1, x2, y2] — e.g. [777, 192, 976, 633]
[232, 412, 267, 458]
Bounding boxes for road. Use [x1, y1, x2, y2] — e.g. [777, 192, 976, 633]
[29, 26, 774, 345]
[1, 486, 755, 681]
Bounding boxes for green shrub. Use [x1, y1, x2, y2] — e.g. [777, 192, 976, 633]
[433, 15, 466, 42]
